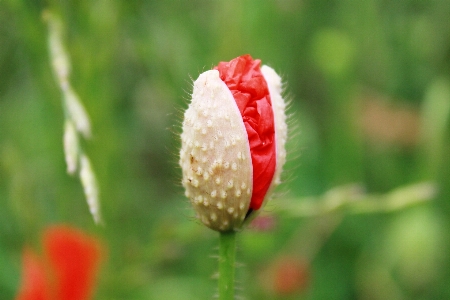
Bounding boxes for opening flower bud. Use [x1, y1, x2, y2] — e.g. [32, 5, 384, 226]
[180, 55, 287, 231]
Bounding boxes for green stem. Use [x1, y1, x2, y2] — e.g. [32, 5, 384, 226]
[218, 230, 237, 300]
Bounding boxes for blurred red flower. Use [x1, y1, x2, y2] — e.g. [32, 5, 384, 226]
[273, 257, 309, 295]
[260, 256, 310, 296]
[16, 225, 104, 300]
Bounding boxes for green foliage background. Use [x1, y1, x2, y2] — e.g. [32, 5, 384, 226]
[1, 0, 450, 299]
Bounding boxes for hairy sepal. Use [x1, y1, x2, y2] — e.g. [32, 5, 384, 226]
[180, 70, 253, 232]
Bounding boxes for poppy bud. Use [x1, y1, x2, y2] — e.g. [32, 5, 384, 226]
[180, 55, 287, 231]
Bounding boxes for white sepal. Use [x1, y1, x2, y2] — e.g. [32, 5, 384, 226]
[261, 65, 288, 192]
[180, 70, 253, 231]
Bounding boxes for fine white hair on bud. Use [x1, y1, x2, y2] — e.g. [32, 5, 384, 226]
[180, 55, 287, 232]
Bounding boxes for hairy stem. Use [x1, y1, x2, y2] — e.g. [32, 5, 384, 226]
[218, 230, 237, 300]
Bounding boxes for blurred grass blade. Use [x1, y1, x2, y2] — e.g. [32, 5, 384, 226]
[80, 154, 102, 224]
[63, 120, 79, 175]
[43, 10, 101, 224]
[279, 182, 437, 217]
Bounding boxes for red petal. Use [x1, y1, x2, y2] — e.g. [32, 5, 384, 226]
[15, 249, 50, 300]
[215, 55, 276, 210]
[43, 226, 103, 300]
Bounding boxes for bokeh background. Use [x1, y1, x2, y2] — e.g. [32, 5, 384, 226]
[1, 1, 450, 299]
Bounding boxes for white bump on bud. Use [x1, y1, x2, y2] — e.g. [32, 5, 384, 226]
[217, 202, 223, 210]
[191, 179, 199, 187]
[227, 179, 234, 189]
[194, 195, 203, 205]
[196, 167, 203, 176]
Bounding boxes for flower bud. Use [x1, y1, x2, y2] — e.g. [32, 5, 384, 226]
[180, 55, 287, 231]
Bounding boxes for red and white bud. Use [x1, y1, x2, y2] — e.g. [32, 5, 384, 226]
[180, 55, 287, 231]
